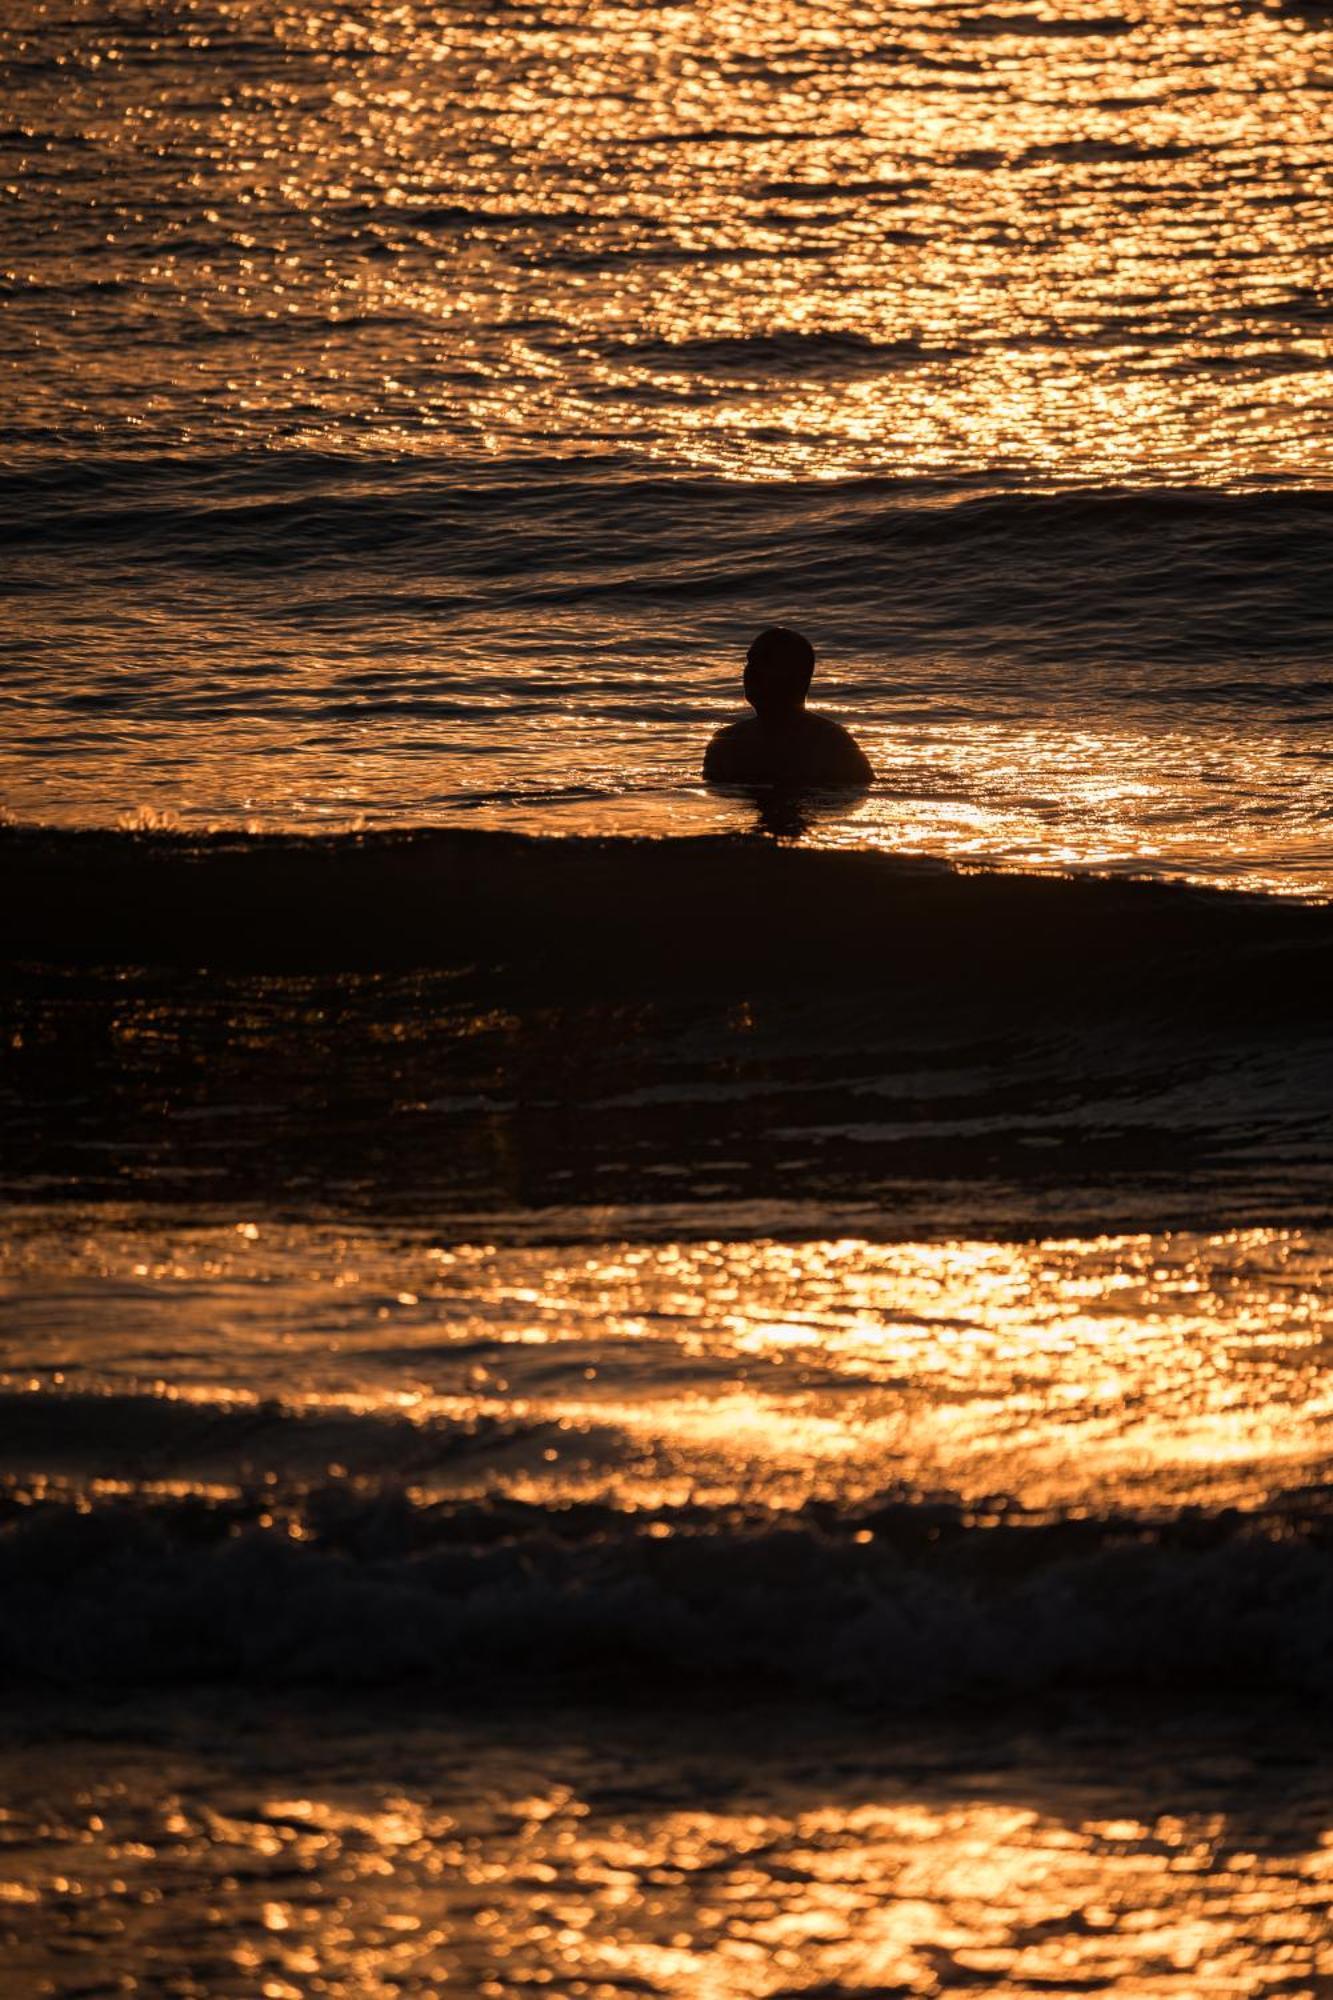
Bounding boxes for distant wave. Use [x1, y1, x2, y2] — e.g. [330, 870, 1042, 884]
[1, 1478, 1327, 1697]
[5, 467, 1330, 679]
[5, 458, 1331, 554]
[607, 331, 957, 372]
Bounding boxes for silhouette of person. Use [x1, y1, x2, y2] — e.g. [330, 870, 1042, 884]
[702, 628, 873, 791]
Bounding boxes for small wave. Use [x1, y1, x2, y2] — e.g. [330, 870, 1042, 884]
[957, 11, 1133, 36]
[1015, 138, 1192, 165]
[5, 467, 1331, 685]
[394, 204, 618, 232]
[1149, 676, 1333, 713]
[847, 483, 1333, 545]
[608, 332, 955, 374]
[3, 462, 1328, 582]
[0, 1390, 549, 1481]
[5, 824, 1330, 990]
[0, 1484, 1327, 1697]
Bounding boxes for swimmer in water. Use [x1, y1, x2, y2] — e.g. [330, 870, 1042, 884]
[702, 627, 873, 789]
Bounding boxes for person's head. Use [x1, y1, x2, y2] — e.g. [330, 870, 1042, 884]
[743, 626, 815, 721]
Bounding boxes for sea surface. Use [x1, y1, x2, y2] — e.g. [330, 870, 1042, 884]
[3, 2, 1333, 1994]
[4, 0, 1333, 888]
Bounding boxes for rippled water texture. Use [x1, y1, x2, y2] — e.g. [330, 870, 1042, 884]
[6, 0, 1333, 476]
[2, 1212, 1331, 1991]
[6, 12, 1332, 1986]
[5, 1212, 1331, 1517]
[3, 1209, 1330, 1704]
[2, 1706, 1330, 1997]
[3, 1, 1333, 880]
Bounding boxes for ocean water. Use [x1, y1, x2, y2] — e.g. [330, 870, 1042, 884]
[4, 0, 1333, 888]
[4, 1, 1333, 1992]
[3, 1700, 1329, 1996]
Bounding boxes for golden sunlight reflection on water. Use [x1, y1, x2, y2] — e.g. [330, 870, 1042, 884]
[10, 0, 1332, 483]
[464, 714, 1333, 898]
[16, 711, 1331, 902]
[4, 1214, 1330, 1515]
[0, 1710, 1328, 1996]
[7, 2, 1333, 878]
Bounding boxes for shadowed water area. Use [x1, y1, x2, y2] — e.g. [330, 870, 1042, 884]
[3, 2, 1333, 1994]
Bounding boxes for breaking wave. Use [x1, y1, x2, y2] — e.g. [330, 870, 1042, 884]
[2, 1480, 1328, 1699]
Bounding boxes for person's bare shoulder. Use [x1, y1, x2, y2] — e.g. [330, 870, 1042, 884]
[804, 713, 874, 785]
[703, 713, 872, 786]
[702, 719, 762, 782]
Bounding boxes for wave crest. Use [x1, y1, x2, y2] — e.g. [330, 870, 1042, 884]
[3, 1486, 1328, 1698]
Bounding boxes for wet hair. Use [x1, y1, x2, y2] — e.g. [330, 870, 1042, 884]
[743, 626, 815, 717]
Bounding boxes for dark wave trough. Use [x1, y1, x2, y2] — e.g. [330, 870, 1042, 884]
[5, 826, 1333, 1227]
[2, 1476, 1328, 1699]
[4, 822, 1330, 990]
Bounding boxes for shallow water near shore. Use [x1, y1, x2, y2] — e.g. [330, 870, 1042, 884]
[2, 1203, 1329, 1701]
[7, 842, 1333, 1996]
[3, 1696, 1330, 1998]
